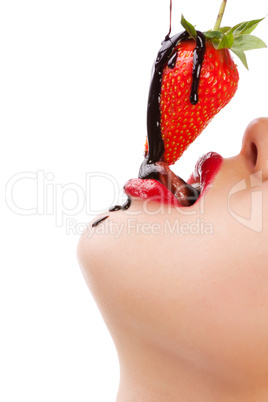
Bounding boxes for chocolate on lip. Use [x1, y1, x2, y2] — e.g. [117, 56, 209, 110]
[154, 162, 200, 206]
[138, 159, 200, 207]
[124, 152, 223, 208]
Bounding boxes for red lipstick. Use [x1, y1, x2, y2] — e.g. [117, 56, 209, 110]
[124, 152, 223, 206]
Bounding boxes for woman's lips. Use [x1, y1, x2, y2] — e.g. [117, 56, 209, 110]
[188, 151, 223, 192]
[124, 152, 223, 206]
[124, 178, 185, 207]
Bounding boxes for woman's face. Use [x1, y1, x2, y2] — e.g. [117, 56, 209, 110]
[78, 117, 268, 392]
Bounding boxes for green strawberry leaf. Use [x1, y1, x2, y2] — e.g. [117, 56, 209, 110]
[230, 18, 265, 38]
[232, 34, 267, 51]
[204, 16, 266, 69]
[203, 30, 222, 40]
[218, 26, 232, 33]
[181, 14, 197, 40]
[230, 48, 249, 69]
[217, 31, 234, 49]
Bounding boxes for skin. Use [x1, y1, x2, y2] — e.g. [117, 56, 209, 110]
[77, 117, 268, 401]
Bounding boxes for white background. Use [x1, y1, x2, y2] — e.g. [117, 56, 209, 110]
[1, 1, 268, 401]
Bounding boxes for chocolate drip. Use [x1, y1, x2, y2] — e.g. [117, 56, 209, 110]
[109, 196, 131, 212]
[92, 198, 131, 224]
[190, 31, 206, 105]
[138, 157, 160, 181]
[92, 215, 109, 227]
[166, 0, 172, 40]
[167, 51, 178, 69]
[146, 31, 189, 164]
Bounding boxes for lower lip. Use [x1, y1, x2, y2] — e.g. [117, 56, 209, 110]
[124, 152, 223, 206]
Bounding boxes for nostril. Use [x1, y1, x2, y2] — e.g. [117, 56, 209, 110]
[250, 142, 258, 168]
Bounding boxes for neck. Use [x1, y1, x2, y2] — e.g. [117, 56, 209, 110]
[115, 335, 266, 402]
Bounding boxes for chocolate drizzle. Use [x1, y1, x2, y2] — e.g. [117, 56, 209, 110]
[92, 198, 131, 227]
[190, 32, 206, 105]
[146, 31, 189, 165]
[109, 196, 131, 212]
[92, 215, 109, 227]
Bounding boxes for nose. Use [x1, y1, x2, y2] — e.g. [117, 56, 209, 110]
[241, 117, 268, 181]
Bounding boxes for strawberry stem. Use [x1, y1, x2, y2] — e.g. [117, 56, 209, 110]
[213, 0, 227, 31]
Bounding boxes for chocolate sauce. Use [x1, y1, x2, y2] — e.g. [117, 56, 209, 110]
[165, 0, 172, 41]
[190, 32, 206, 105]
[138, 157, 160, 181]
[109, 196, 131, 212]
[146, 30, 189, 164]
[92, 215, 109, 227]
[167, 51, 178, 69]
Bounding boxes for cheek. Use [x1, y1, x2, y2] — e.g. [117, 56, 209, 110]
[219, 172, 268, 234]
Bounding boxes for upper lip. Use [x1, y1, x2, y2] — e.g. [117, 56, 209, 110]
[188, 151, 223, 195]
[124, 152, 223, 206]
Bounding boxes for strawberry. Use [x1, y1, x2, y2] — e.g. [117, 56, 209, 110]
[144, 9, 266, 166]
[159, 39, 239, 164]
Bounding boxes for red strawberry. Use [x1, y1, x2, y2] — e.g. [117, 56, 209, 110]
[160, 39, 239, 164]
[144, 12, 266, 166]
